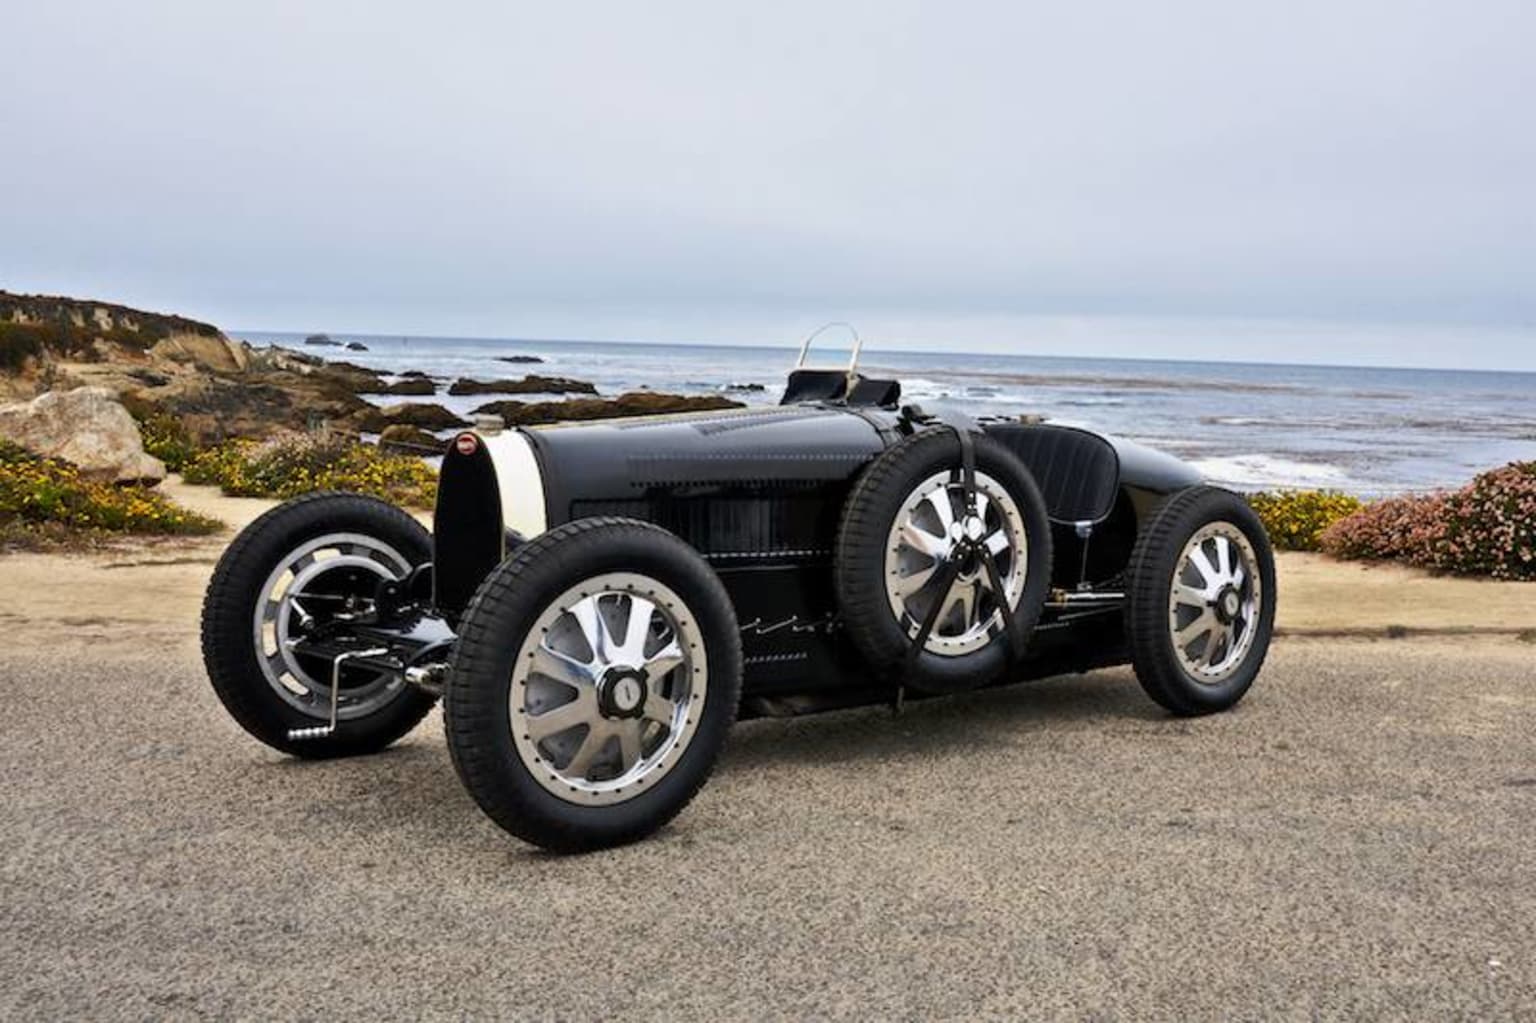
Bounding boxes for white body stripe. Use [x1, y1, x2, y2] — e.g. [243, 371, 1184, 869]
[477, 430, 547, 539]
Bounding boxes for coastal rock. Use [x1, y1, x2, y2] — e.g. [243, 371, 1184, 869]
[361, 377, 436, 396]
[447, 375, 597, 396]
[328, 364, 392, 396]
[150, 333, 251, 374]
[305, 334, 342, 346]
[378, 424, 445, 453]
[470, 392, 743, 427]
[246, 345, 323, 373]
[496, 354, 544, 364]
[345, 342, 369, 351]
[0, 387, 165, 483]
[352, 402, 468, 433]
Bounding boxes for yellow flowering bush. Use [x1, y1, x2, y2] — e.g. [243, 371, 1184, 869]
[184, 431, 438, 509]
[0, 441, 222, 537]
[1244, 489, 1363, 552]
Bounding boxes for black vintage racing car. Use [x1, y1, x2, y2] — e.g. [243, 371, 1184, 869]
[201, 333, 1276, 851]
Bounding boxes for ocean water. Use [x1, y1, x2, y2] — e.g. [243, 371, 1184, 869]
[237, 331, 1536, 496]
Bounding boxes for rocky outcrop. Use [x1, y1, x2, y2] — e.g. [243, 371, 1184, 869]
[0, 387, 165, 483]
[362, 377, 436, 396]
[352, 403, 468, 433]
[2, 290, 222, 347]
[1, 295, 413, 447]
[378, 424, 446, 452]
[150, 333, 251, 374]
[470, 392, 743, 427]
[447, 375, 597, 396]
[496, 354, 544, 364]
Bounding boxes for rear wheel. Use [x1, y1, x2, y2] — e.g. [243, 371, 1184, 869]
[1125, 486, 1276, 716]
[444, 518, 742, 852]
[200, 492, 437, 758]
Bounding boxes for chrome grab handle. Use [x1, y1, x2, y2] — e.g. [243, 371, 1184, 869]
[793, 321, 863, 390]
[287, 646, 391, 741]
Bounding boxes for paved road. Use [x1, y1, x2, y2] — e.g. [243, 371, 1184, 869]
[3, 635, 1534, 1019]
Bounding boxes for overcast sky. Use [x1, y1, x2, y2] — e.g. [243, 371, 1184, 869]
[2, 1, 1534, 370]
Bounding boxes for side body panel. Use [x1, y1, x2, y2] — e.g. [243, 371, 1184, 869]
[434, 406, 1206, 712]
[523, 406, 892, 693]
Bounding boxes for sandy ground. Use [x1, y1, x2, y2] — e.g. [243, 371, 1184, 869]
[2, 478, 1532, 650]
[2, 482, 1535, 1018]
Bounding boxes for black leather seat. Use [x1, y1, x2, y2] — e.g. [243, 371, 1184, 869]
[781, 371, 901, 408]
[984, 423, 1120, 523]
[780, 369, 849, 404]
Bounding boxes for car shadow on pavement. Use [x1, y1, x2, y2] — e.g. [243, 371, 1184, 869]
[227, 670, 1168, 857]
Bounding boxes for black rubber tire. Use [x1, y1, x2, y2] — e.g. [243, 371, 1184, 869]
[1125, 486, 1277, 716]
[443, 518, 742, 852]
[200, 491, 438, 759]
[834, 427, 1053, 694]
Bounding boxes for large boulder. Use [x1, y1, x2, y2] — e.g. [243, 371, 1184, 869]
[0, 387, 165, 483]
[150, 333, 250, 374]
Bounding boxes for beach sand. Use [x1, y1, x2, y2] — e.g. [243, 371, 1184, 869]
[2, 483, 1534, 1017]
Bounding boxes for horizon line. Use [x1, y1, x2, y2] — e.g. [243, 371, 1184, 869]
[231, 326, 1536, 377]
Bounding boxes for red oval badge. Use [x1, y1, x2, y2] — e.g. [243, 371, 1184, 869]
[454, 433, 479, 456]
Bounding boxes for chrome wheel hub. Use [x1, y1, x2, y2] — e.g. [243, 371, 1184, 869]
[884, 470, 1026, 657]
[1168, 522, 1263, 684]
[510, 573, 706, 805]
[252, 532, 412, 720]
[598, 668, 647, 718]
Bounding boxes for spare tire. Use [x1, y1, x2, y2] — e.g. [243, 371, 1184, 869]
[834, 427, 1053, 693]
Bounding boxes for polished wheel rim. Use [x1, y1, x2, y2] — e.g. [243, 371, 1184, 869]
[510, 573, 706, 805]
[252, 532, 412, 720]
[883, 469, 1026, 656]
[1168, 522, 1262, 684]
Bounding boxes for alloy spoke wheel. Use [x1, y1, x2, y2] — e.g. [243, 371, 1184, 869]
[883, 469, 1026, 657]
[510, 572, 706, 805]
[1167, 522, 1263, 684]
[251, 532, 412, 720]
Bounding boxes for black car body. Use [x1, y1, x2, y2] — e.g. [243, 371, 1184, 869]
[435, 393, 1200, 718]
[201, 343, 1275, 850]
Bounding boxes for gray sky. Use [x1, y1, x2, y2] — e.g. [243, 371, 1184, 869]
[3, 1, 1534, 370]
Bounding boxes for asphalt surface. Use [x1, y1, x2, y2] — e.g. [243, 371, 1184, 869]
[3, 635, 1534, 1020]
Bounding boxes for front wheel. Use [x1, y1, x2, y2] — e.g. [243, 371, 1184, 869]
[200, 492, 438, 758]
[444, 518, 742, 852]
[1125, 486, 1277, 716]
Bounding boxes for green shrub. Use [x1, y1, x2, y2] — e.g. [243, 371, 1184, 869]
[0, 322, 49, 371]
[0, 440, 221, 537]
[1321, 462, 1536, 580]
[183, 432, 438, 509]
[1244, 490, 1363, 552]
[121, 395, 198, 471]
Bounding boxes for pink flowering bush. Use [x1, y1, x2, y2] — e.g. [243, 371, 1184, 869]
[1320, 493, 1447, 563]
[1428, 462, 1536, 579]
[1320, 462, 1536, 580]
